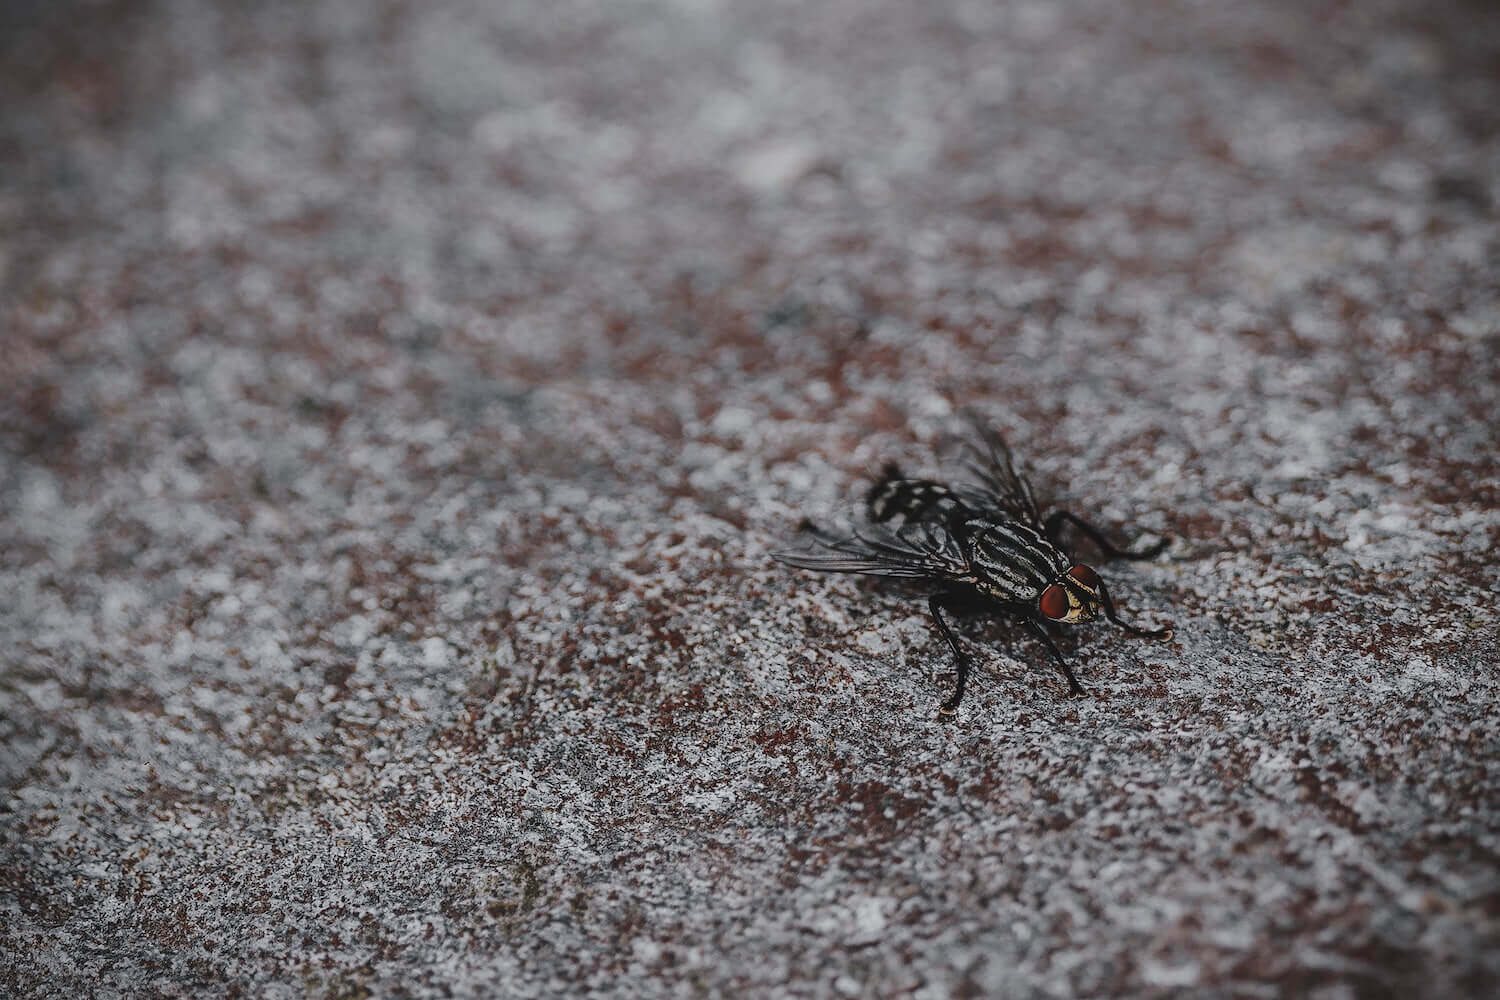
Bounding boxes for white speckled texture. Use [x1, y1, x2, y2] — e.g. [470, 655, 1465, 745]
[3, 1, 1498, 996]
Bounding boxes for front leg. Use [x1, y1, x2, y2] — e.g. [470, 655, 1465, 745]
[1097, 579, 1174, 641]
[1022, 615, 1087, 696]
[927, 592, 973, 716]
[1044, 510, 1167, 561]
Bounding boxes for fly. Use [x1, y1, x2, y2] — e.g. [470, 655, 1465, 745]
[775, 428, 1174, 714]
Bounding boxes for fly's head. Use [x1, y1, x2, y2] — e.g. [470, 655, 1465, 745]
[1038, 565, 1103, 624]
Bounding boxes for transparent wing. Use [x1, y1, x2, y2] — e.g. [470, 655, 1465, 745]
[954, 424, 1044, 528]
[773, 520, 967, 580]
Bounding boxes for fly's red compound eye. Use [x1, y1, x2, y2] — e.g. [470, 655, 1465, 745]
[1068, 565, 1101, 590]
[1039, 584, 1068, 620]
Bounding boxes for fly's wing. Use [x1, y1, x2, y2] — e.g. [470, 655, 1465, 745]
[955, 425, 1045, 529]
[773, 520, 967, 580]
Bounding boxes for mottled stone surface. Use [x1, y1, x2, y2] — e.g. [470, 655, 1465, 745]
[3, 1, 1498, 996]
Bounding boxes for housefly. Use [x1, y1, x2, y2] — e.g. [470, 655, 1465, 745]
[775, 429, 1173, 713]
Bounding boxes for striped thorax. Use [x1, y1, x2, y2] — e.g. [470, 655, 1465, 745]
[965, 518, 1102, 624]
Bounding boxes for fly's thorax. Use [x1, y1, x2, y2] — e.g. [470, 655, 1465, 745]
[964, 519, 1071, 604]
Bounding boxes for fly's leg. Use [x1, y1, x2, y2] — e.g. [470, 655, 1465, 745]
[1023, 616, 1087, 696]
[927, 592, 972, 715]
[1097, 580, 1174, 641]
[1044, 510, 1167, 561]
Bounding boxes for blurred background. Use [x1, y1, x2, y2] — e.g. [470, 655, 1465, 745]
[3, 1, 1498, 996]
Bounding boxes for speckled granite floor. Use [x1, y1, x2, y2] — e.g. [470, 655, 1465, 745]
[3, 1, 1498, 996]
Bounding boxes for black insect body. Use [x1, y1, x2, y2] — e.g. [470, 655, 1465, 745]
[776, 433, 1173, 714]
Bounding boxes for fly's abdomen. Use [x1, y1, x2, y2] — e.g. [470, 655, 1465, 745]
[866, 463, 965, 526]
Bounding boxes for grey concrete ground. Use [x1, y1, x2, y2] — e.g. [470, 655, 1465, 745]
[3, 0, 1498, 996]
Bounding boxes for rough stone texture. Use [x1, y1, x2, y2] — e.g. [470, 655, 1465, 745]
[3, 1, 1498, 997]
